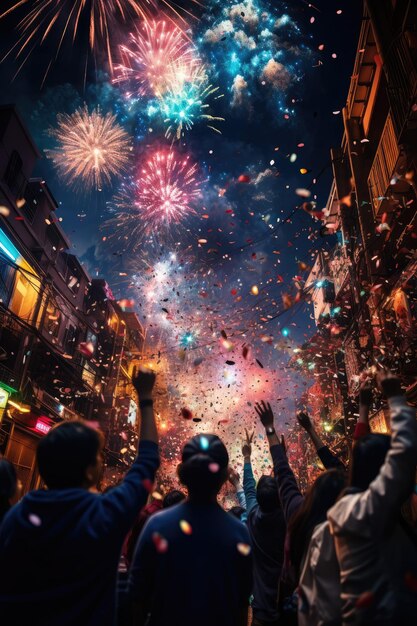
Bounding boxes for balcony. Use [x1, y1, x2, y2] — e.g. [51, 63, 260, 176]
[368, 112, 400, 215]
[385, 33, 417, 141]
[0, 363, 19, 393]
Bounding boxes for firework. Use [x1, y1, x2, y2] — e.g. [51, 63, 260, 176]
[135, 150, 202, 230]
[114, 20, 197, 98]
[1, 0, 202, 77]
[160, 65, 224, 139]
[48, 106, 131, 191]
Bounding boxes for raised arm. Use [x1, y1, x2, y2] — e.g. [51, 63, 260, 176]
[297, 410, 345, 471]
[242, 430, 257, 514]
[228, 468, 247, 512]
[255, 401, 304, 523]
[350, 372, 417, 533]
[100, 368, 160, 534]
[353, 381, 372, 440]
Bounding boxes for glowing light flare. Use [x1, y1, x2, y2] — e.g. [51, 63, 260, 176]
[135, 150, 202, 230]
[48, 106, 131, 191]
[114, 20, 198, 98]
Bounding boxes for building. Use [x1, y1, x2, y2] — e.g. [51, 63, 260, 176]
[0, 106, 145, 492]
[304, 0, 417, 437]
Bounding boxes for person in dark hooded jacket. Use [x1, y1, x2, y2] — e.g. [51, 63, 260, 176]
[242, 426, 286, 626]
[0, 369, 159, 626]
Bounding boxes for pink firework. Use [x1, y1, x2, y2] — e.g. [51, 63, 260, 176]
[136, 150, 201, 230]
[114, 20, 197, 98]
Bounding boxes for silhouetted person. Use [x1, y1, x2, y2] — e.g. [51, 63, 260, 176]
[129, 433, 253, 626]
[0, 369, 159, 626]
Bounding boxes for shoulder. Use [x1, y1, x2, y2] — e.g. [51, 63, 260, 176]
[327, 491, 365, 534]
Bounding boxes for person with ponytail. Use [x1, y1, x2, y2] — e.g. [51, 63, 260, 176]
[129, 433, 253, 626]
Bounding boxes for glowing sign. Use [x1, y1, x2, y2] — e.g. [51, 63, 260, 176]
[0, 387, 9, 409]
[35, 419, 51, 435]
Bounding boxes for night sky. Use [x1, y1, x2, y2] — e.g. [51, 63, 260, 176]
[0, 0, 363, 478]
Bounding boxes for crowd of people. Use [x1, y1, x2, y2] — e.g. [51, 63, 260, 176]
[0, 367, 417, 626]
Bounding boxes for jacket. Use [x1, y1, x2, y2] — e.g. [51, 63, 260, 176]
[298, 520, 341, 626]
[243, 458, 286, 621]
[271, 442, 343, 585]
[0, 440, 160, 626]
[327, 395, 417, 625]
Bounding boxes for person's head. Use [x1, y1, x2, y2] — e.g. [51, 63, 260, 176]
[163, 489, 186, 508]
[37, 421, 104, 489]
[257, 475, 280, 513]
[349, 433, 391, 491]
[177, 434, 229, 502]
[288, 469, 346, 579]
[228, 505, 246, 520]
[0, 458, 19, 521]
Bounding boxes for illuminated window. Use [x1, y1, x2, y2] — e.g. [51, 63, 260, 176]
[9, 259, 43, 326]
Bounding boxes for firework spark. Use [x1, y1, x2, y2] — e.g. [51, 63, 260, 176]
[159, 65, 224, 139]
[48, 106, 131, 191]
[114, 20, 197, 98]
[1, 0, 202, 78]
[136, 150, 202, 229]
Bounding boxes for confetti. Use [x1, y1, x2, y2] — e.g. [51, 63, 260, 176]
[237, 543, 251, 556]
[179, 520, 192, 535]
[152, 532, 169, 553]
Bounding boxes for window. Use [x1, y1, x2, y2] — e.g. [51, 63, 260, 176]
[4, 151, 26, 198]
[44, 300, 61, 339]
[0, 262, 16, 306]
[9, 260, 42, 326]
[63, 324, 78, 355]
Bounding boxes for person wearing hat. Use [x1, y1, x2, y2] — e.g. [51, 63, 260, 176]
[129, 433, 253, 626]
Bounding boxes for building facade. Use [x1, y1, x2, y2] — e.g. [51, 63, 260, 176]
[303, 0, 417, 442]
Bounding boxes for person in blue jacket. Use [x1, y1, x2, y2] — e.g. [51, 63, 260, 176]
[0, 368, 160, 626]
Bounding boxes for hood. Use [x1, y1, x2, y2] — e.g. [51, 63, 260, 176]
[7, 488, 97, 547]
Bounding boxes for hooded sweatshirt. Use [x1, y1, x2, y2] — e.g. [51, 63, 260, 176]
[0, 440, 159, 626]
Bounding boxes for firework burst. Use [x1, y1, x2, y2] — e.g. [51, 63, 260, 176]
[48, 106, 131, 191]
[1, 0, 202, 79]
[114, 20, 197, 98]
[136, 150, 202, 230]
[160, 65, 224, 139]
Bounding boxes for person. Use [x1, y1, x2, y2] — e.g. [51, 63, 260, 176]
[241, 424, 286, 626]
[328, 370, 417, 625]
[0, 457, 22, 524]
[129, 433, 253, 626]
[0, 368, 160, 626]
[296, 383, 371, 626]
[255, 401, 346, 626]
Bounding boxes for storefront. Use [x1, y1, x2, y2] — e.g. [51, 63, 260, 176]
[4, 413, 55, 494]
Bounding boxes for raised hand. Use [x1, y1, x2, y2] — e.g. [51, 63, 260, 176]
[242, 429, 254, 458]
[296, 410, 312, 432]
[132, 367, 156, 399]
[376, 370, 402, 398]
[255, 401, 274, 428]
